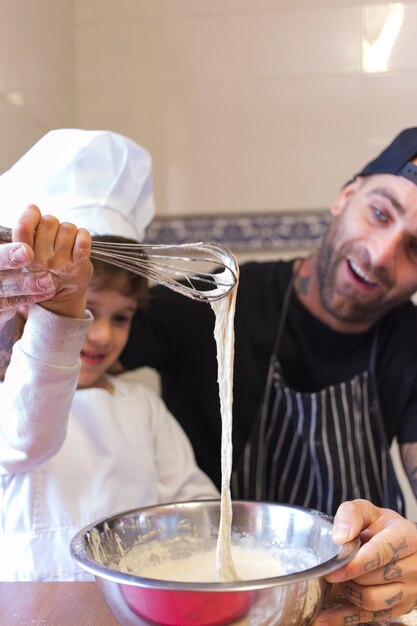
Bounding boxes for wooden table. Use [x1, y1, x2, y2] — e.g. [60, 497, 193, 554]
[0, 582, 416, 625]
[0, 582, 119, 625]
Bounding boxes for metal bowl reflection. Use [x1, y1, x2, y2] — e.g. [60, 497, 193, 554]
[70, 500, 359, 626]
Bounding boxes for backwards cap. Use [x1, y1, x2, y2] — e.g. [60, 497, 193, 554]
[0, 128, 155, 241]
[353, 127, 417, 185]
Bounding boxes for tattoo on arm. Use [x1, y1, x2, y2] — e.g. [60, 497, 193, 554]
[296, 275, 310, 295]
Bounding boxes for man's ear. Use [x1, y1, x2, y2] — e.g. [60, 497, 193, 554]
[330, 176, 363, 217]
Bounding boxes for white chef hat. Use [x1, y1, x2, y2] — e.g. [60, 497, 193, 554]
[0, 128, 155, 241]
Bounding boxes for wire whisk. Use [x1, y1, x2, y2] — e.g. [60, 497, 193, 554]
[0, 225, 239, 302]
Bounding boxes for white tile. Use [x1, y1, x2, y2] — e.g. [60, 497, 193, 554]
[74, 0, 100, 23]
[0, 1, 6, 90]
[289, 74, 366, 142]
[379, 3, 417, 71]
[354, 73, 417, 138]
[75, 19, 163, 88]
[227, 10, 295, 76]
[161, 144, 302, 215]
[22, 87, 75, 129]
[162, 79, 232, 149]
[164, 0, 226, 16]
[163, 14, 228, 80]
[75, 84, 164, 152]
[4, 17, 74, 90]
[227, 0, 359, 10]
[225, 77, 298, 147]
[4, 0, 73, 26]
[75, 0, 162, 24]
[294, 5, 361, 73]
[74, 24, 101, 88]
[97, 0, 163, 20]
[0, 101, 47, 173]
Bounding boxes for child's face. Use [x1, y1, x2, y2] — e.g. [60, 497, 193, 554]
[78, 286, 137, 389]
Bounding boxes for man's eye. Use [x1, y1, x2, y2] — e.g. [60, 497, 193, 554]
[373, 207, 388, 222]
[409, 241, 417, 256]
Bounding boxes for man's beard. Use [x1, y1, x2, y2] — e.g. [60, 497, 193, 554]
[316, 224, 408, 326]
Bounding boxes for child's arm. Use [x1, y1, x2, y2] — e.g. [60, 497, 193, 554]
[0, 207, 93, 473]
[0, 205, 59, 316]
[0, 204, 92, 378]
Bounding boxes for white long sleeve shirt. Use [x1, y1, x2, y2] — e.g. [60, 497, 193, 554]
[0, 305, 218, 581]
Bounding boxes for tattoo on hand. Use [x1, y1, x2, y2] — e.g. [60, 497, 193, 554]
[343, 608, 393, 625]
[364, 553, 381, 572]
[343, 585, 363, 604]
[344, 613, 363, 625]
[374, 608, 393, 620]
[389, 538, 408, 556]
[385, 590, 403, 606]
[384, 560, 402, 581]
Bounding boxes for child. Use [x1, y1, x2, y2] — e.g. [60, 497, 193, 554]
[0, 130, 218, 581]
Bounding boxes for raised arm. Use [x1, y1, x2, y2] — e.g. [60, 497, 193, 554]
[0, 205, 59, 378]
[0, 206, 93, 472]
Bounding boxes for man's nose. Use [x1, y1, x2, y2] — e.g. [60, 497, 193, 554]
[367, 229, 403, 269]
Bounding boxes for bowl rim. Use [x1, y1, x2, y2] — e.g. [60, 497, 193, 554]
[70, 500, 361, 592]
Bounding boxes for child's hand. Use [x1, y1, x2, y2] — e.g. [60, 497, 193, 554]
[14, 204, 92, 319]
[24, 205, 93, 318]
[0, 206, 58, 321]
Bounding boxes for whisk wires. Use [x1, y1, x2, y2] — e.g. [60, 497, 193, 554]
[90, 240, 238, 302]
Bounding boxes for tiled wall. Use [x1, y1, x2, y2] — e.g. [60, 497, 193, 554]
[0, 0, 416, 517]
[1, 1, 417, 227]
[0, 0, 75, 172]
[73, 0, 417, 228]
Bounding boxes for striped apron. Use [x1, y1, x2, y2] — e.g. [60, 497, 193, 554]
[232, 275, 405, 516]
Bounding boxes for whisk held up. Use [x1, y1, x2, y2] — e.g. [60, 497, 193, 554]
[0, 225, 239, 302]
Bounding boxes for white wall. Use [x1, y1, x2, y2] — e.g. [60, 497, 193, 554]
[0, 0, 416, 518]
[0, 0, 75, 172]
[2, 1, 417, 218]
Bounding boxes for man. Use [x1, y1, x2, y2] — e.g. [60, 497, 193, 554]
[119, 127, 417, 622]
[122, 128, 417, 516]
[1, 130, 417, 622]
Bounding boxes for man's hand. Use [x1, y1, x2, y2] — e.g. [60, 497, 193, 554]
[312, 499, 417, 624]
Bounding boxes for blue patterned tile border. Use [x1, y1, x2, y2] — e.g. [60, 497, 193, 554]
[144, 210, 331, 252]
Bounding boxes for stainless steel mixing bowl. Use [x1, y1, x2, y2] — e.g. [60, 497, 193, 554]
[70, 500, 359, 626]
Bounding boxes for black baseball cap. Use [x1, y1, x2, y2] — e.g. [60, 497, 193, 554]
[352, 127, 417, 185]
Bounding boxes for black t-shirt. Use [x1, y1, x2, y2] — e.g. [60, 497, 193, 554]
[121, 259, 417, 489]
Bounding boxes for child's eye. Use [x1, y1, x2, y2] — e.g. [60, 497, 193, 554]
[113, 314, 131, 325]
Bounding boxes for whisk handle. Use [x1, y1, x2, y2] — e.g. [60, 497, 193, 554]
[0, 226, 12, 243]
